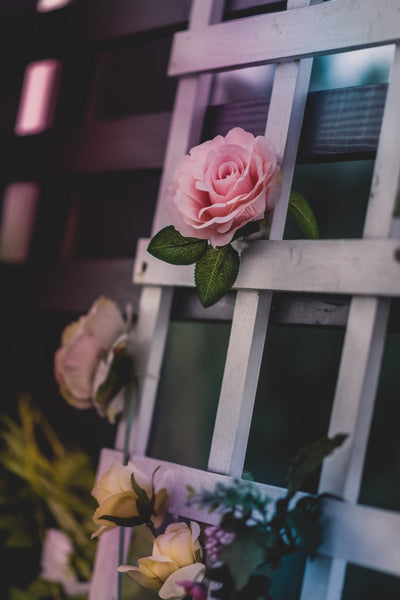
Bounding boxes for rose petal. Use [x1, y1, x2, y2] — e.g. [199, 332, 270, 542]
[92, 491, 138, 525]
[139, 556, 177, 582]
[159, 563, 206, 600]
[85, 296, 126, 350]
[59, 334, 103, 400]
[117, 565, 163, 591]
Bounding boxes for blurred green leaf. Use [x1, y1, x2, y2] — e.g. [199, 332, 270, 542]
[286, 434, 347, 499]
[220, 527, 267, 592]
[288, 190, 319, 239]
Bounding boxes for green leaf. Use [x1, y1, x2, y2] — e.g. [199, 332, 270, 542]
[195, 244, 240, 308]
[394, 190, 400, 217]
[147, 225, 208, 265]
[286, 434, 347, 499]
[96, 513, 147, 527]
[232, 221, 261, 241]
[288, 190, 319, 239]
[220, 527, 266, 592]
[287, 497, 322, 558]
[95, 343, 133, 412]
[130, 472, 152, 519]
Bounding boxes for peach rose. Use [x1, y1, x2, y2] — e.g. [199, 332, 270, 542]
[54, 296, 131, 421]
[166, 127, 279, 247]
[118, 522, 205, 600]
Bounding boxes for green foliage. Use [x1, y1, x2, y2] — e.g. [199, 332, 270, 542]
[232, 222, 261, 241]
[189, 478, 270, 524]
[0, 395, 96, 596]
[191, 434, 346, 600]
[219, 527, 267, 591]
[95, 343, 133, 413]
[288, 190, 319, 239]
[148, 188, 319, 308]
[147, 225, 208, 265]
[195, 244, 240, 308]
[286, 496, 322, 558]
[286, 433, 347, 499]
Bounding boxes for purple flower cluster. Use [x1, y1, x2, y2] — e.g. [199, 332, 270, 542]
[204, 526, 235, 564]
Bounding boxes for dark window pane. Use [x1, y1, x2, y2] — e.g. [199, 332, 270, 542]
[93, 35, 177, 120]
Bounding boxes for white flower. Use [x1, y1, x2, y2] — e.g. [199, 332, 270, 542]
[40, 529, 90, 597]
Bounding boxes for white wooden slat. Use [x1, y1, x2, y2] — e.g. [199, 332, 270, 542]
[300, 44, 400, 600]
[169, 0, 400, 76]
[121, 0, 225, 457]
[89, 449, 129, 600]
[122, 0, 226, 459]
[94, 450, 400, 578]
[207, 0, 316, 478]
[115, 285, 174, 454]
[90, 3, 226, 599]
[134, 238, 400, 297]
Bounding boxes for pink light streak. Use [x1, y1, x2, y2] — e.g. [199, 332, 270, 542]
[14, 59, 60, 136]
[37, 0, 71, 13]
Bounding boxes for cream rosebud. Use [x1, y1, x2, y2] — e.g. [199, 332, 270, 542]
[91, 462, 168, 538]
[118, 522, 205, 600]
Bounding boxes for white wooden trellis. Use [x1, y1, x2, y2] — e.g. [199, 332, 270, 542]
[89, 1, 400, 599]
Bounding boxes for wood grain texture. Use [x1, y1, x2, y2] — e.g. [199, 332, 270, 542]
[95, 449, 400, 578]
[1, 84, 387, 180]
[300, 43, 400, 600]
[169, 0, 400, 76]
[135, 238, 400, 297]
[207, 0, 316, 478]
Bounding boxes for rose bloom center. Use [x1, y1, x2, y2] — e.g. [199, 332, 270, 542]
[218, 161, 238, 179]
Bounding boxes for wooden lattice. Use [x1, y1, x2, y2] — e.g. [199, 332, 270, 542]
[89, 1, 400, 599]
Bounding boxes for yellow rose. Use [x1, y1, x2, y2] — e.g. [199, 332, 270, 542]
[118, 522, 205, 600]
[91, 462, 168, 538]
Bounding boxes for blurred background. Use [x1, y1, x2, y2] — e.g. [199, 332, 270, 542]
[0, 0, 399, 598]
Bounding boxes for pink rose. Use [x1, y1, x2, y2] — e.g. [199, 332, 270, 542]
[54, 296, 130, 420]
[166, 127, 279, 247]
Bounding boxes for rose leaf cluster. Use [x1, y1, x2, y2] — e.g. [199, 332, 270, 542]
[148, 127, 319, 308]
[54, 296, 133, 423]
[148, 127, 280, 308]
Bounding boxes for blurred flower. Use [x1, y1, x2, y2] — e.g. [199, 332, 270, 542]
[177, 580, 207, 600]
[118, 521, 205, 600]
[40, 529, 90, 597]
[91, 462, 168, 538]
[54, 296, 133, 422]
[204, 525, 235, 564]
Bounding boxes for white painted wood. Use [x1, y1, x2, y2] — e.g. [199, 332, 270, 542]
[301, 44, 400, 600]
[93, 451, 400, 578]
[135, 238, 400, 296]
[169, 0, 400, 76]
[115, 286, 174, 455]
[89, 449, 127, 600]
[92, 2, 400, 598]
[207, 0, 317, 479]
[92, 3, 226, 599]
